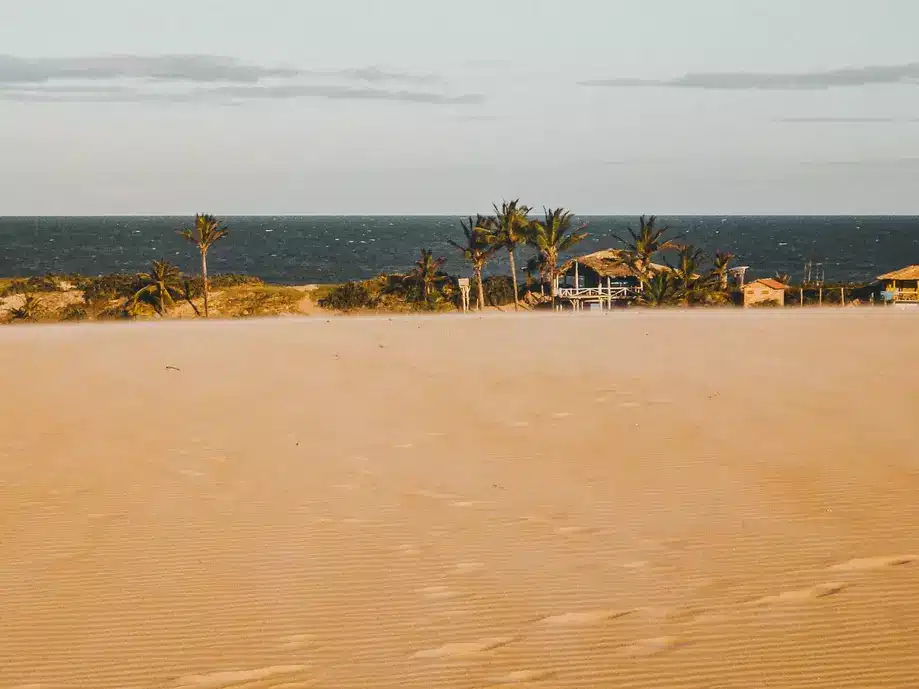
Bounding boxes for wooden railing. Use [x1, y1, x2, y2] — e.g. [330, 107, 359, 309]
[893, 289, 919, 302]
[557, 286, 639, 300]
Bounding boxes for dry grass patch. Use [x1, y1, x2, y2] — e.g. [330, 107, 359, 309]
[215, 285, 305, 318]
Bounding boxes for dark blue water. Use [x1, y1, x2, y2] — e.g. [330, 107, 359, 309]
[1, 216, 917, 284]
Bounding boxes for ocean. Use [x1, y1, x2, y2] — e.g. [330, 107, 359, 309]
[1, 216, 917, 285]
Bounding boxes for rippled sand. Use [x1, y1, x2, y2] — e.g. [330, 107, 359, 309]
[2, 310, 919, 688]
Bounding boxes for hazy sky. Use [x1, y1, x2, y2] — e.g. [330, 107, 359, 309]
[1, 0, 917, 215]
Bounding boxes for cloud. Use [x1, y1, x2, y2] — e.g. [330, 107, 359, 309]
[0, 54, 482, 105]
[0, 83, 484, 106]
[777, 116, 919, 123]
[0, 54, 301, 84]
[579, 62, 919, 91]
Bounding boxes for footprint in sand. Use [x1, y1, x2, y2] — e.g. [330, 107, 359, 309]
[540, 609, 632, 626]
[169, 664, 309, 688]
[750, 581, 849, 605]
[828, 555, 917, 572]
[413, 636, 516, 659]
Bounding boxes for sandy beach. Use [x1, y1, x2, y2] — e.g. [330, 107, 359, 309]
[2, 310, 919, 688]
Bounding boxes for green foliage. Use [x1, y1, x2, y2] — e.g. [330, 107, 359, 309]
[82, 273, 144, 304]
[749, 298, 782, 308]
[58, 303, 89, 322]
[637, 273, 678, 307]
[319, 281, 376, 311]
[482, 275, 516, 306]
[218, 285, 303, 318]
[1, 274, 62, 297]
[177, 214, 229, 252]
[614, 215, 678, 285]
[7, 293, 46, 322]
[131, 260, 184, 316]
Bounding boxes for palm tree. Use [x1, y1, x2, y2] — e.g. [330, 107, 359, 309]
[132, 260, 183, 317]
[670, 243, 706, 305]
[527, 208, 589, 306]
[178, 214, 229, 318]
[712, 251, 735, 291]
[449, 215, 499, 310]
[7, 293, 44, 322]
[636, 273, 676, 307]
[407, 248, 447, 304]
[614, 215, 678, 288]
[491, 199, 532, 310]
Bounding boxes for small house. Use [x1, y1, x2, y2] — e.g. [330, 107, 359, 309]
[877, 266, 919, 304]
[743, 278, 786, 307]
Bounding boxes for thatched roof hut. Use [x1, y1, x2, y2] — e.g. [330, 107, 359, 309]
[559, 249, 668, 280]
[877, 265, 919, 281]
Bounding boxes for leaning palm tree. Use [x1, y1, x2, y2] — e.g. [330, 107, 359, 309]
[449, 215, 499, 310]
[131, 260, 183, 317]
[491, 199, 532, 310]
[178, 214, 229, 318]
[712, 251, 735, 291]
[407, 248, 447, 304]
[527, 208, 589, 306]
[614, 215, 678, 288]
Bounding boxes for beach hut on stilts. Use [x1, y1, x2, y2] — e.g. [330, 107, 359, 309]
[554, 249, 667, 311]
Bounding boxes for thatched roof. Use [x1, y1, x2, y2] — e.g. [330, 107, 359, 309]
[746, 278, 786, 291]
[561, 249, 668, 279]
[877, 265, 919, 281]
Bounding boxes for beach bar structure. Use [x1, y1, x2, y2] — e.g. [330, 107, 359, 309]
[555, 249, 660, 310]
[877, 266, 919, 305]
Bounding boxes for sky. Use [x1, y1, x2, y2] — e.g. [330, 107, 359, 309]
[0, 0, 917, 215]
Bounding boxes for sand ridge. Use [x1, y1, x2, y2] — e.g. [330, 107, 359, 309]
[2, 310, 919, 687]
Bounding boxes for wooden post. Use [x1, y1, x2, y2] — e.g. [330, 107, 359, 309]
[818, 286, 823, 306]
[800, 287, 804, 307]
[840, 287, 845, 306]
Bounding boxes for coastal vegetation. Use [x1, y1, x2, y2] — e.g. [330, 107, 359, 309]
[0, 208, 885, 324]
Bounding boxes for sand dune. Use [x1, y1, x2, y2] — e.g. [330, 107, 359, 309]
[2, 310, 919, 688]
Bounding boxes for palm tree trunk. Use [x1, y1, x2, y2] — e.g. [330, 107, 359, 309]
[475, 266, 485, 310]
[508, 248, 519, 311]
[201, 250, 209, 318]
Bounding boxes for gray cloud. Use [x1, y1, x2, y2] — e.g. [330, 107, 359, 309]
[0, 54, 480, 105]
[580, 62, 919, 91]
[801, 156, 919, 168]
[0, 83, 484, 106]
[0, 54, 301, 84]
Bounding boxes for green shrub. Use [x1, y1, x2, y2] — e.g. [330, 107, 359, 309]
[749, 298, 782, 308]
[319, 281, 376, 311]
[58, 303, 89, 322]
[219, 286, 303, 318]
[482, 275, 515, 306]
[82, 273, 143, 303]
[0, 275, 60, 297]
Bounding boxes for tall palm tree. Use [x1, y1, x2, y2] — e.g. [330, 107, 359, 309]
[407, 248, 447, 303]
[712, 251, 735, 291]
[132, 260, 183, 317]
[178, 214, 228, 318]
[527, 208, 589, 306]
[614, 215, 678, 288]
[449, 215, 499, 310]
[491, 199, 532, 310]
